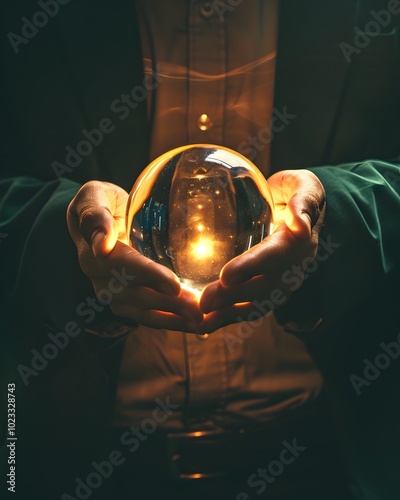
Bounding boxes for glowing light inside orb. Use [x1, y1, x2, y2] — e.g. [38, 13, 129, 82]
[126, 144, 274, 293]
[191, 238, 214, 259]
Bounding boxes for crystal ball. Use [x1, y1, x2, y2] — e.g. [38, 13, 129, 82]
[126, 144, 274, 293]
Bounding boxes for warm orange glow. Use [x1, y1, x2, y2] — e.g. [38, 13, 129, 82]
[126, 143, 274, 294]
[181, 282, 201, 300]
[191, 237, 214, 259]
[198, 114, 210, 131]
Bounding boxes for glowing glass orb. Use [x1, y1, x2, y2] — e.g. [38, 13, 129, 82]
[126, 144, 274, 293]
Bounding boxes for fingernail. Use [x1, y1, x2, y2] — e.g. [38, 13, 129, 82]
[91, 231, 106, 257]
[300, 214, 312, 236]
[222, 274, 239, 287]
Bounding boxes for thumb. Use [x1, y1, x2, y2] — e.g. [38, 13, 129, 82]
[284, 195, 313, 240]
[90, 225, 118, 258]
[68, 181, 124, 258]
[277, 170, 326, 240]
[284, 190, 325, 240]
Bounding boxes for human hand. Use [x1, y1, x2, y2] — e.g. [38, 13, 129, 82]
[198, 170, 326, 333]
[67, 181, 202, 331]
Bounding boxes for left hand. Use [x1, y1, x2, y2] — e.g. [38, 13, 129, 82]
[198, 169, 326, 333]
[67, 180, 202, 332]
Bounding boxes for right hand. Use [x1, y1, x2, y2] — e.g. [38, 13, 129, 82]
[66, 180, 202, 331]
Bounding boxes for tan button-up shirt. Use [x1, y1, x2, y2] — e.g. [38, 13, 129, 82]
[113, 0, 323, 431]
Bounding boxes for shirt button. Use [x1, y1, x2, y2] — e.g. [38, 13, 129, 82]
[199, 2, 215, 19]
[197, 333, 209, 340]
[198, 113, 213, 131]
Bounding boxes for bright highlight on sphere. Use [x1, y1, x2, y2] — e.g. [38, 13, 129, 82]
[191, 237, 214, 259]
[126, 144, 274, 293]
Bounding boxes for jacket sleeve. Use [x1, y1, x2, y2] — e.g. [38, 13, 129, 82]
[0, 176, 93, 330]
[302, 161, 400, 500]
[275, 159, 400, 333]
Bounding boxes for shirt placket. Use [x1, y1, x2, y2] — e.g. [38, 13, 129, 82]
[187, 1, 226, 144]
[184, 1, 228, 415]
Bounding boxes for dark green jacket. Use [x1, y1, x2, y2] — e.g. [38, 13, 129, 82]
[1, 1, 400, 499]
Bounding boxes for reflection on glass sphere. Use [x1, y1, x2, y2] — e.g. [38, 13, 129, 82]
[126, 144, 274, 293]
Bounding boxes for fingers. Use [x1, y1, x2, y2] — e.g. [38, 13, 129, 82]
[87, 240, 204, 327]
[93, 281, 202, 320]
[67, 181, 128, 257]
[66, 181, 206, 331]
[215, 170, 324, 289]
[200, 275, 288, 314]
[113, 307, 202, 333]
[65, 172, 325, 333]
[199, 303, 262, 334]
[194, 170, 327, 332]
[67, 181, 182, 296]
[84, 240, 181, 294]
[199, 281, 221, 313]
[219, 226, 312, 287]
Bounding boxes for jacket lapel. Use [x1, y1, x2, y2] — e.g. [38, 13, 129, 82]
[55, 0, 150, 190]
[271, 0, 357, 171]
